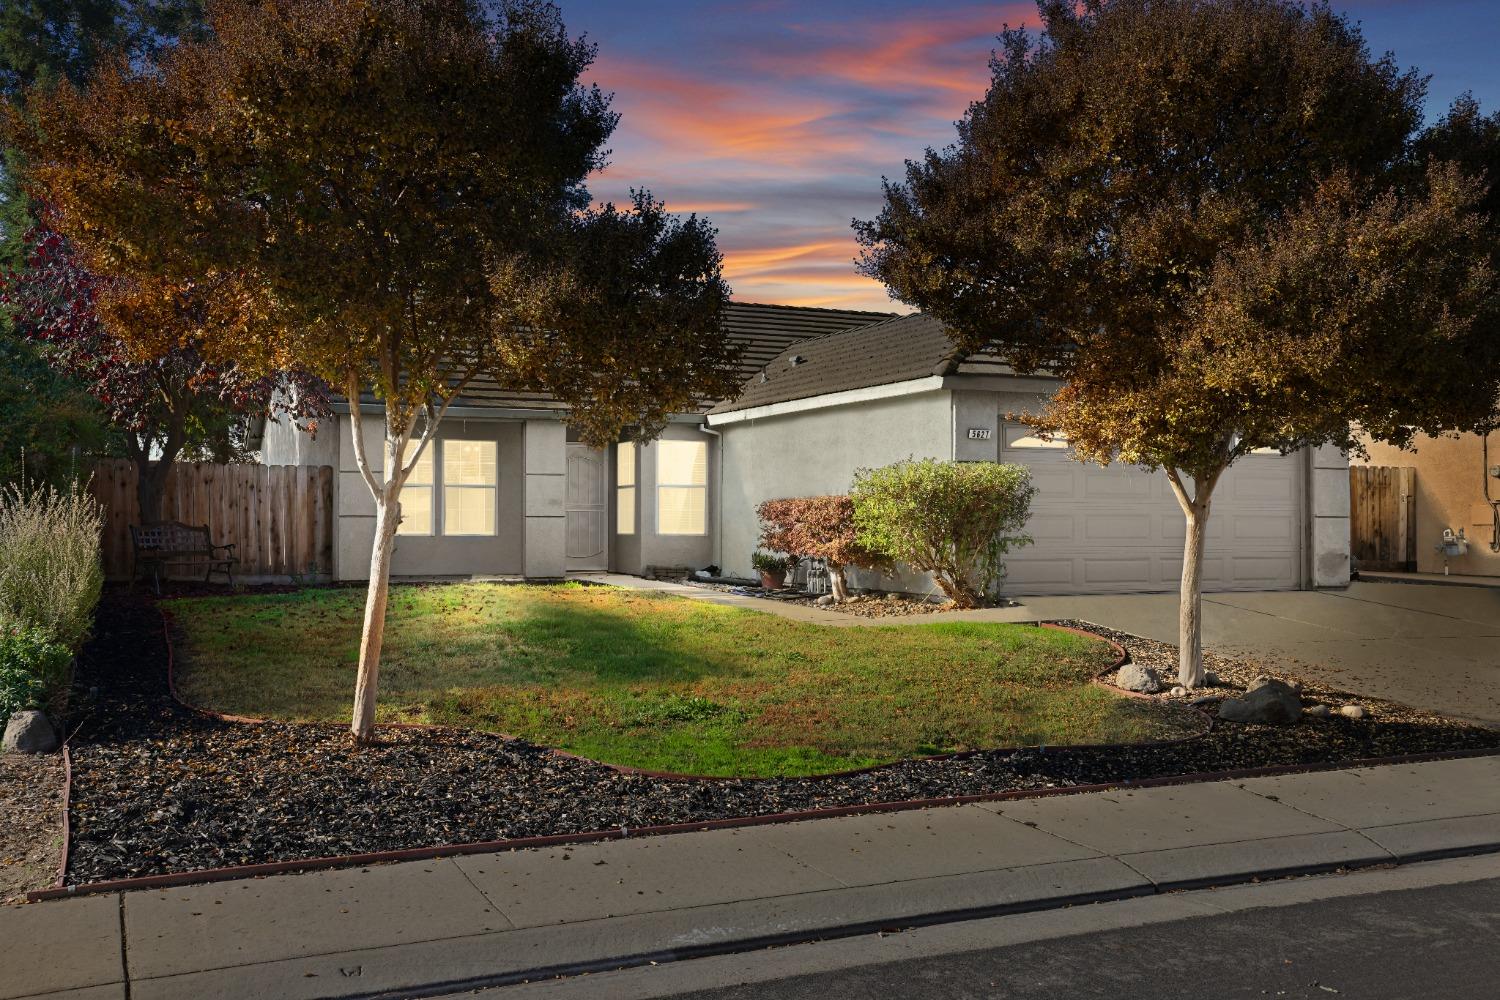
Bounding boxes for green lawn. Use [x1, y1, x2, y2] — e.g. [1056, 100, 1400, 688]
[167, 583, 1195, 777]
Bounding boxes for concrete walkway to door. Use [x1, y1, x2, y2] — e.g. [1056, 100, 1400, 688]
[1025, 582, 1500, 726]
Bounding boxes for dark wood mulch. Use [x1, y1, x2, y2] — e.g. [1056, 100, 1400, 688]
[62, 590, 1500, 885]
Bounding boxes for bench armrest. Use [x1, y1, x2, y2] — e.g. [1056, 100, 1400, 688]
[210, 543, 237, 557]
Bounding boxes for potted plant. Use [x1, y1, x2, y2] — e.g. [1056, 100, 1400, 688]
[751, 550, 793, 590]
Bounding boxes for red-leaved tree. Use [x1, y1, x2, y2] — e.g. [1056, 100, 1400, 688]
[756, 496, 890, 602]
[0, 230, 329, 518]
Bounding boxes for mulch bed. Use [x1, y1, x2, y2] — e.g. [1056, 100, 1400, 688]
[0, 752, 65, 904]
[60, 590, 1500, 885]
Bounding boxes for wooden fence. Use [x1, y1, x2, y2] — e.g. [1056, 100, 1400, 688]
[91, 460, 335, 581]
[1349, 465, 1416, 572]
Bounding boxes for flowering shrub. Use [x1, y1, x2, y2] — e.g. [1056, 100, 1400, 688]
[851, 459, 1036, 608]
[756, 495, 890, 601]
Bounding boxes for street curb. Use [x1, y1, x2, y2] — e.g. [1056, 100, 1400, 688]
[111, 843, 1500, 1000]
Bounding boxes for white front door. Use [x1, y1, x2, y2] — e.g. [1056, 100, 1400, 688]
[565, 443, 608, 571]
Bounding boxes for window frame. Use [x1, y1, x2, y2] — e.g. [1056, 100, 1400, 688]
[440, 438, 499, 537]
[655, 439, 708, 536]
[395, 442, 435, 536]
[616, 441, 637, 536]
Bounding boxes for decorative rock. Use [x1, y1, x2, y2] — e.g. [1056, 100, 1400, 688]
[1218, 679, 1302, 726]
[3, 710, 58, 754]
[814, 595, 836, 607]
[1170, 686, 1187, 698]
[1303, 704, 1331, 719]
[1189, 695, 1219, 708]
[1116, 662, 1162, 694]
[1340, 704, 1368, 720]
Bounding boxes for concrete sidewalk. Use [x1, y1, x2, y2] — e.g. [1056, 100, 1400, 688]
[577, 573, 1041, 626]
[5, 755, 1499, 1000]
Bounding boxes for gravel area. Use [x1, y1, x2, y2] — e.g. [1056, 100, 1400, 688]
[0, 753, 65, 903]
[60, 591, 1500, 885]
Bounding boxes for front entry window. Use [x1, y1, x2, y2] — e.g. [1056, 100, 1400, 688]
[657, 439, 707, 535]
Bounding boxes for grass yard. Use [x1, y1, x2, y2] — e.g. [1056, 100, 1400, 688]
[168, 583, 1196, 777]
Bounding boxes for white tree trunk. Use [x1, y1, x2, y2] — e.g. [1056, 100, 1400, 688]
[345, 388, 433, 744]
[1178, 502, 1209, 689]
[350, 491, 399, 742]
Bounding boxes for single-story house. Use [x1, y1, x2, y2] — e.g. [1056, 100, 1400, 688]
[1356, 431, 1500, 577]
[259, 303, 1351, 595]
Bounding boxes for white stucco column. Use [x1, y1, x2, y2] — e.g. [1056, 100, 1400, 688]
[1309, 444, 1351, 588]
[523, 418, 567, 579]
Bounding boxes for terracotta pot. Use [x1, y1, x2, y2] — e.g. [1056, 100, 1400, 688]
[759, 570, 786, 590]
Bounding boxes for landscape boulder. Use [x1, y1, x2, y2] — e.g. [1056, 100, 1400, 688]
[1339, 704, 1368, 720]
[3, 710, 59, 754]
[1217, 679, 1302, 726]
[1116, 663, 1162, 694]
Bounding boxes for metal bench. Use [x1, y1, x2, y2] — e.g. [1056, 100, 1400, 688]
[129, 521, 237, 593]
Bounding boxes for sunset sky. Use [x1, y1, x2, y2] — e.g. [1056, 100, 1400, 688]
[566, 0, 1500, 312]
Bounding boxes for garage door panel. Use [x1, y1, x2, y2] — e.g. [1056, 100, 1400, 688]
[1083, 469, 1153, 500]
[1028, 466, 1078, 498]
[1083, 557, 1154, 585]
[1228, 514, 1298, 543]
[1005, 558, 1079, 586]
[1084, 513, 1153, 541]
[1002, 425, 1302, 595]
[1025, 514, 1077, 542]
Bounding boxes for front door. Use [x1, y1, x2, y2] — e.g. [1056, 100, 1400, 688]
[565, 443, 608, 571]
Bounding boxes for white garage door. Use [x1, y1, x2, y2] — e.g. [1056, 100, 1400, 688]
[1000, 425, 1303, 596]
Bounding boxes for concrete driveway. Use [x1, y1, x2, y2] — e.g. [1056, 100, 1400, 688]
[1024, 582, 1500, 726]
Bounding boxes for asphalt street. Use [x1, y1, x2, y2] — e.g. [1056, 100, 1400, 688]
[668, 876, 1500, 1000]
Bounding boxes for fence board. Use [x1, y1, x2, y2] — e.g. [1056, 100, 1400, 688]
[88, 460, 334, 581]
[1350, 465, 1416, 572]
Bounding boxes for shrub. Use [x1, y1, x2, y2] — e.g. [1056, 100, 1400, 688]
[750, 550, 795, 576]
[0, 624, 73, 718]
[851, 459, 1036, 608]
[0, 480, 105, 650]
[756, 495, 891, 601]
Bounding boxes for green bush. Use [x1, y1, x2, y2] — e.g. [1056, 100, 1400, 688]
[851, 459, 1036, 608]
[0, 480, 104, 650]
[0, 624, 72, 718]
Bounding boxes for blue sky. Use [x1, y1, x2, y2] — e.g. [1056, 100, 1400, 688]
[561, 1, 1500, 310]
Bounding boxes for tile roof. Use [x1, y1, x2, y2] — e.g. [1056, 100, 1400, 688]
[357, 301, 897, 412]
[707, 312, 1012, 414]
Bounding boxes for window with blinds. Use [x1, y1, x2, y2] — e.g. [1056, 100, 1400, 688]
[656, 439, 707, 535]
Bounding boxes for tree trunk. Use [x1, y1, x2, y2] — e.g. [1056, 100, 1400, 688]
[1178, 501, 1210, 688]
[136, 458, 171, 523]
[350, 490, 400, 743]
[829, 563, 849, 602]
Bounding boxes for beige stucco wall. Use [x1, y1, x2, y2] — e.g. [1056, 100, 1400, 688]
[1358, 431, 1500, 576]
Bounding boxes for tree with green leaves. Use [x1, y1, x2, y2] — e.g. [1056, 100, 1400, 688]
[857, 0, 1500, 687]
[12, 0, 740, 742]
